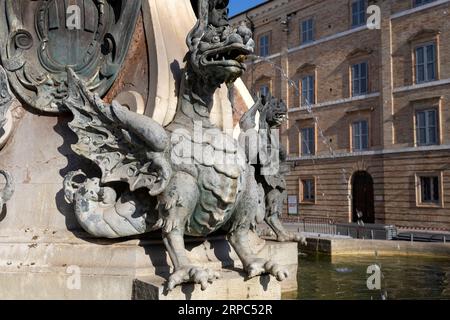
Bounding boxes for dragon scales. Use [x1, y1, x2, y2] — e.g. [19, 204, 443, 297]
[63, 0, 298, 291]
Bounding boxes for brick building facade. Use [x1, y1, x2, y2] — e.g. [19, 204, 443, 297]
[230, 0, 450, 230]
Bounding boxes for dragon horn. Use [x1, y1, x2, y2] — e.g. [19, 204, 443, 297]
[65, 67, 98, 107]
[186, 0, 209, 51]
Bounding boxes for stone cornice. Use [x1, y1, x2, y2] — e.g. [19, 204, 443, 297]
[391, 0, 450, 20]
[287, 145, 450, 162]
[407, 29, 441, 43]
[393, 79, 450, 94]
[288, 93, 380, 113]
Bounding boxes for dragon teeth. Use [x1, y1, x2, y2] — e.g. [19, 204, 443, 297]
[236, 55, 247, 63]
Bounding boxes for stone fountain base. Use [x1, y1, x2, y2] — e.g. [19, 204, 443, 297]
[0, 109, 298, 300]
[134, 271, 281, 300]
[0, 229, 298, 300]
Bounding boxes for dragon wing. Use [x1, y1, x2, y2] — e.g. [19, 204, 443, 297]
[239, 94, 263, 132]
[63, 68, 172, 196]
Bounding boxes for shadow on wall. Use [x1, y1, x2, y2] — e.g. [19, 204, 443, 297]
[53, 114, 102, 234]
[323, 113, 350, 151]
[170, 60, 182, 99]
[0, 204, 6, 223]
[394, 100, 415, 146]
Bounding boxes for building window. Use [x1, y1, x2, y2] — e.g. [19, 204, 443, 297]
[415, 43, 436, 83]
[301, 19, 314, 44]
[352, 120, 369, 151]
[351, 62, 368, 96]
[419, 176, 440, 204]
[260, 85, 270, 97]
[351, 0, 366, 27]
[301, 75, 315, 106]
[300, 179, 315, 203]
[416, 109, 438, 146]
[301, 127, 315, 156]
[259, 34, 270, 57]
[414, 0, 436, 7]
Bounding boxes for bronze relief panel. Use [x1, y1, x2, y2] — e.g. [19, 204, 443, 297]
[0, 0, 141, 113]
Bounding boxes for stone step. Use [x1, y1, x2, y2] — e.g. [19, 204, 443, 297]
[133, 270, 281, 300]
[0, 231, 298, 299]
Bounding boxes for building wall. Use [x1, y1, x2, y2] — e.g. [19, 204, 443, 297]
[382, 151, 450, 228]
[231, 0, 450, 230]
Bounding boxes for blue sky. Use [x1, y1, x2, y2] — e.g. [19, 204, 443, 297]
[229, 0, 267, 17]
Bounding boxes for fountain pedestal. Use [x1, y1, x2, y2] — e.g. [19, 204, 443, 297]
[0, 98, 298, 300]
[0, 0, 297, 299]
[134, 271, 281, 300]
[0, 230, 297, 300]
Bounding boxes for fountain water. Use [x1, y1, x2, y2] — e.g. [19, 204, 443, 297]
[239, 56, 413, 301]
[233, 54, 354, 222]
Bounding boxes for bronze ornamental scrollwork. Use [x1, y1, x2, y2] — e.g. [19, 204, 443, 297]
[0, 0, 141, 113]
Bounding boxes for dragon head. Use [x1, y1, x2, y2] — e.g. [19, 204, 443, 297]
[186, 0, 255, 88]
[262, 94, 288, 129]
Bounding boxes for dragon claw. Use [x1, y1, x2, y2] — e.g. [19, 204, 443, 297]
[245, 259, 289, 282]
[167, 266, 220, 292]
[277, 232, 307, 245]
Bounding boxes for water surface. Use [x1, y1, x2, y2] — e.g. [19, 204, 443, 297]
[283, 253, 450, 300]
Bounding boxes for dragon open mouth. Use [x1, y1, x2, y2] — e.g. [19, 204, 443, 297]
[200, 43, 252, 70]
[272, 113, 287, 126]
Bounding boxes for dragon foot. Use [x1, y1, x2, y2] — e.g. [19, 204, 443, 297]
[276, 232, 307, 245]
[265, 215, 308, 245]
[245, 259, 289, 282]
[167, 266, 221, 291]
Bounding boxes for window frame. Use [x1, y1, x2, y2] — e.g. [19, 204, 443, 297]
[300, 126, 316, 156]
[351, 0, 366, 28]
[300, 74, 315, 106]
[415, 108, 439, 146]
[299, 177, 316, 204]
[259, 84, 271, 97]
[301, 18, 314, 44]
[351, 61, 369, 97]
[258, 33, 271, 57]
[413, 0, 436, 7]
[351, 120, 369, 152]
[414, 42, 437, 84]
[415, 172, 444, 208]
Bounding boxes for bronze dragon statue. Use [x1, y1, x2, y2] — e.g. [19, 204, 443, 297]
[63, 0, 290, 291]
[240, 93, 306, 243]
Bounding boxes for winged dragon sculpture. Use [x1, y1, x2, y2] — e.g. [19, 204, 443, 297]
[240, 93, 306, 243]
[63, 0, 291, 291]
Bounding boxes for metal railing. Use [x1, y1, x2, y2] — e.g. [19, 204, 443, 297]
[296, 217, 337, 235]
[284, 217, 398, 240]
[394, 232, 449, 243]
[335, 223, 398, 240]
[284, 218, 449, 242]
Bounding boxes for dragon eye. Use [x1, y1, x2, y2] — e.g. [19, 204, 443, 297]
[212, 36, 220, 43]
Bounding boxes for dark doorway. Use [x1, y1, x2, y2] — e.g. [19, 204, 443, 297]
[352, 171, 375, 224]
